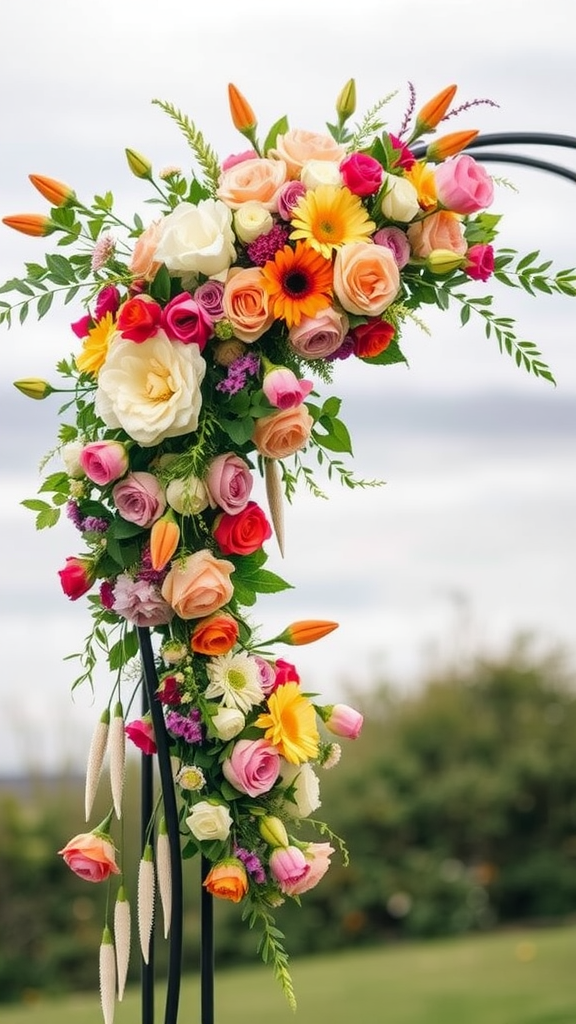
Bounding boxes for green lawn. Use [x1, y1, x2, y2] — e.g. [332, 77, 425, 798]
[3, 924, 575, 1024]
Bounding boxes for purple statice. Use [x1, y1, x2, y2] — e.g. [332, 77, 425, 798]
[66, 500, 84, 530]
[166, 708, 203, 744]
[234, 845, 266, 884]
[82, 515, 109, 533]
[247, 223, 289, 266]
[216, 352, 260, 396]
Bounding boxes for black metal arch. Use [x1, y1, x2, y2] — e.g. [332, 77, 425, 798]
[413, 131, 576, 182]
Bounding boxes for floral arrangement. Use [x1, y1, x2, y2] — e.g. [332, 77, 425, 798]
[2, 79, 575, 1020]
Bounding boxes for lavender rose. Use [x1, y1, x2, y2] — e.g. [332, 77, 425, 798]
[112, 471, 166, 527]
[205, 453, 253, 514]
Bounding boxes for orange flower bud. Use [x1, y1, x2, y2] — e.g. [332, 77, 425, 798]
[2, 213, 56, 237]
[415, 84, 458, 132]
[150, 514, 180, 571]
[275, 620, 339, 646]
[426, 129, 479, 162]
[227, 83, 257, 134]
[29, 173, 75, 207]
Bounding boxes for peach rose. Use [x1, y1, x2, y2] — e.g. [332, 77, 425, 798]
[333, 242, 400, 316]
[223, 267, 275, 343]
[268, 129, 346, 179]
[190, 613, 240, 655]
[129, 220, 164, 281]
[161, 549, 235, 619]
[252, 405, 314, 458]
[59, 831, 120, 883]
[407, 210, 467, 258]
[216, 158, 288, 211]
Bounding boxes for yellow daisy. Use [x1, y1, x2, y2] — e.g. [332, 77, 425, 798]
[255, 682, 320, 765]
[76, 312, 116, 377]
[260, 241, 333, 328]
[290, 185, 375, 259]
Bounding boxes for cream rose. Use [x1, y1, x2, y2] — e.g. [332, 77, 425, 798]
[161, 549, 235, 619]
[233, 201, 274, 243]
[186, 801, 232, 842]
[300, 159, 342, 190]
[223, 267, 275, 343]
[252, 405, 314, 459]
[155, 200, 236, 280]
[280, 761, 321, 818]
[333, 242, 400, 316]
[217, 158, 288, 211]
[380, 173, 421, 223]
[95, 331, 206, 447]
[166, 476, 211, 516]
[268, 129, 346, 179]
[211, 707, 245, 741]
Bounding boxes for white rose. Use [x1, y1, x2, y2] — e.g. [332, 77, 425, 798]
[166, 476, 211, 515]
[155, 200, 236, 280]
[233, 202, 274, 243]
[95, 330, 206, 447]
[186, 800, 232, 842]
[300, 159, 342, 190]
[381, 173, 420, 222]
[61, 440, 85, 478]
[280, 761, 321, 818]
[211, 707, 245, 741]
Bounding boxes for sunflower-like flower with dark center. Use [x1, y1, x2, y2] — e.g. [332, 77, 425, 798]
[260, 240, 333, 328]
[289, 184, 375, 259]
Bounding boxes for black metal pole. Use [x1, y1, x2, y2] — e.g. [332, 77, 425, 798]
[200, 856, 215, 1024]
[411, 131, 576, 181]
[138, 627, 184, 1024]
[141, 677, 155, 1024]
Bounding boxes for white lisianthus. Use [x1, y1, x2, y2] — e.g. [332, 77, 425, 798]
[155, 199, 236, 280]
[62, 440, 85, 478]
[166, 476, 211, 516]
[233, 202, 274, 243]
[300, 159, 342, 190]
[205, 652, 264, 713]
[381, 172, 420, 222]
[186, 800, 232, 842]
[280, 761, 321, 817]
[95, 331, 206, 447]
[211, 706, 245, 741]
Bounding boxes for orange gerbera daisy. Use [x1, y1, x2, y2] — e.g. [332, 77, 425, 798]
[260, 241, 333, 328]
[76, 312, 116, 377]
[255, 681, 320, 764]
[290, 184, 375, 259]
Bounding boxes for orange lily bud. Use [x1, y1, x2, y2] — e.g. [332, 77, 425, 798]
[125, 148, 153, 180]
[13, 377, 55, 400]
[426, 129, 479, 162]
[336, 78, 357, 122]
[275, 620, 339, 646]
[2, 213, 56, 237]
[415, 84, 457, 133]
[227, 83, 257, 134]
[150, 514, 180, 571]
[29, 173, 76, 207]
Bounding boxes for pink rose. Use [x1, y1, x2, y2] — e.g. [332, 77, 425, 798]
[277, 180, 307, 220]
[322, 703, 363, 739]
[112, 471, 166, 527]
[339, 153, 384, 197]
[161, 549, 235, 619]
[269, 846, 310, 891]
[221, 149, 258, 171]
[112, 575, 174, 627]
[194, 280, 225, 321]
[288, 307, 350, 360]
[263, 367, 313, 409]
[254, 656, 277, 696]
[79, 440, 129, 486]
[281, 842, 334, 896]
[94, 285, 121, 320]
[464, 243, 495, 282]
[434, 154, 494, 214]
[59, 831, 120, 883]
[222, 738, 281, 797]
[125, 715, 157, 754]
[333, 242, 400, 316]
[58, 556, 94, 600]
[161, 291, 213, 349]
[373, 226, 411, 269]
[206, 453, 253, 514]
[407, 211, 467, 259]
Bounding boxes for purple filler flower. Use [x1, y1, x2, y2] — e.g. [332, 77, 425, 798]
[216, 353, 260, 396]
[234, 845, 266, 884]
[247, 224, 289, 266]
[166, 708, 203, 744]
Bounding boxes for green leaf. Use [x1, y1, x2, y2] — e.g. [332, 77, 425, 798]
[36, 507, 61, 529]
[263, 115, 289, 155]
[150, 263, 172, 304]
[37, 291, 54, 319]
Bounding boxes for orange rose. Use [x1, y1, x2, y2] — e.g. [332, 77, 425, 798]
[333, 242, 400, 317]
[268, 129, 346, 179]
[252, 405, 314, 458]
[129, 220, 164, 281]
[190, 613, 239, 655]
[223, 267, 275, 343]
[203, 858, 249, 903]
[217, 157, 288, 211]
[407, 211, 467, 259]
[161, 549, 235, 620]
[59, 830, 120, 883]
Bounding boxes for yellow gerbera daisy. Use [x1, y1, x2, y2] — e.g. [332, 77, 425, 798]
[260, 241, 333, 328]
[255, 681, 320, 765]
[76, 311, 116, 377]
[290, 185, 375, 259]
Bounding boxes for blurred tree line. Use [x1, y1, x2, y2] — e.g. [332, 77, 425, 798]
[2, 635, 576, 1002]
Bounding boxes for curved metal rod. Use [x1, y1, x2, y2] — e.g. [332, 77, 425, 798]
[462, 151, 576, 183]
[138, 626, 184, 1024]
[411, 131, 576, 182]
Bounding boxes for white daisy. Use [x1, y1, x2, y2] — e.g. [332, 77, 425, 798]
[205, 652, 264, 713]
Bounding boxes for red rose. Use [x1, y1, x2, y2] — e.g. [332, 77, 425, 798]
[273, 658, 300, 687]
[58, 556, 94, 600]
[213, 501, 272, 556]
[351, 319, 396, 359]
[116, 296, 163, 342]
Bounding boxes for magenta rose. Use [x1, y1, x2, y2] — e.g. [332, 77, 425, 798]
[434, 154, 494, 214]
[194, 280, 225, 321]
[262, 367, 313, 409]
[71, 314, 92, 338]
[269, 846, 310, 891]
[339, 153, 384, 196]
[388, 133, 416, 170]
[373, 226, 411, 269]
[94, 284, 121, 320]
[288, 307, 350, 360]
[112, 471, 166, 527]
[222, 738, 281, 797]
[205, 453, 253, 514]
[58, 556, 94, 600]
[464, 243, 495, 282]
[213, 501, 272, 556]
[79, 440, 129, 486]
[161, 291, 213, 349]
[221, 149, 258, 171]
[273, 658, 300, 688]
[125, 715, 157, 754]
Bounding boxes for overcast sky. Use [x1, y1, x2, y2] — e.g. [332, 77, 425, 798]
[0, 0, 574, 773]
